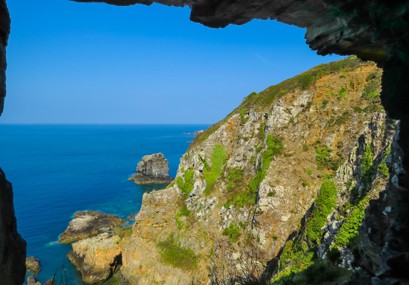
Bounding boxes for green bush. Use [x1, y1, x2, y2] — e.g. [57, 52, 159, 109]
[157, 235, 199, 270]
[305, 181, 337, 244]
[315, 146, 341, 171]
[363, 79, 380, 100]
[338, 87, 347, 98]
[361, 144, 375, 186]
[226, 168, 244, 192]
[332, 196, 369, 249]
[174, 205, 190, 230]
[240, 108, 248, 125]
[204, 144, 227, 195]
[222, 222, 242, 243]
[176, 169, 195, 198]
[378, 161, 389, 178]
[304, 168, 313, 176]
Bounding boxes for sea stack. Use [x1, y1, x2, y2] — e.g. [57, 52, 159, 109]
[130, 153, 173, 184]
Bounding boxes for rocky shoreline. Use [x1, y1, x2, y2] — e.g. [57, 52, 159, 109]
[60, 211, 129, 284]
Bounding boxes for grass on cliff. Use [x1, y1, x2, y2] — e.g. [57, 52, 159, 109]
[305, 180, 337, 244]
[157, 235, 199, 270]
[222, 222, 242, 243]
[225, 134, 283, 208]
[203, 144, 227, 195]
[174, 204, 190, 230]
[176, 168, 195, 198]
[332, 196, 370, 249]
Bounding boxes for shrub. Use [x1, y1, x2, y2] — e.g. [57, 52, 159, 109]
[240, 108, 248, 125]
[332, 196, 370, 249]
[157, 235, 199, 270]
[378, 161, 389, 178]
[305, 181, 337, 244]
[176, 169, 195, 198]
[174, 205, 190, 230]
[222, 223, 241, 243]
[226, 168, 244, 192]
[204, 144, 227, 195]
[315, 146, 332, 170]
[338, 87, 347, 98]
[304, 168, 313, 176]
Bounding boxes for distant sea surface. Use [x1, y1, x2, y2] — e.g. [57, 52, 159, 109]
[0, 124, 208, 284]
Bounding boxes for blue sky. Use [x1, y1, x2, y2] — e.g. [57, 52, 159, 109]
[3, 0, 342, 124]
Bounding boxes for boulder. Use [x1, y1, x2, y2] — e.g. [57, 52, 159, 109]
[26, 256, 41, 274]
[67, 233, 122, 284]
[59, 211, 125, 244]
[129, 153, 173, 184]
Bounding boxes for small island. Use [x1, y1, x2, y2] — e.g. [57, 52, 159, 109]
[129, 153, 173, 184]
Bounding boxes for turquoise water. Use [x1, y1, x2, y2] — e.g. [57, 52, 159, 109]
[0, 124, 207, 284]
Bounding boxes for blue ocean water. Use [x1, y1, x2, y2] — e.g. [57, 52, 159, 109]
[0, 124, 207, 284]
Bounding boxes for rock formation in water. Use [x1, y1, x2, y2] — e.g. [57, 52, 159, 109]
[115, 58, 404, 284]
[130, 153, 173, 184]
[59, 211, 125, 243]
[26, 256, 41, 274]
[61, 211, 130, 283]
[67, 233, 122, 283]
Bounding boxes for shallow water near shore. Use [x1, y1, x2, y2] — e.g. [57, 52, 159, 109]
[0, 124, 207, 284]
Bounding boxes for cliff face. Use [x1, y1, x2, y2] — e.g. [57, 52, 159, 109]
[0, 169, 26, 285]
[119, 58, 400, 284]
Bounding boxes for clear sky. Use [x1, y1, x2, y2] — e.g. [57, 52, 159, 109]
[2, 0, 343, 124]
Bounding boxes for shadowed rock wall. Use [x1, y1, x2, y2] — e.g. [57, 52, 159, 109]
[0, 168, 26, 285]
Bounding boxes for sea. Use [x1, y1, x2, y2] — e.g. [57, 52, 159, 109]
[0, 124, 208, 284]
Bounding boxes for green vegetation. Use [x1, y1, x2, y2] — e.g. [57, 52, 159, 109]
[338, 87, 347, 98]
[157, 235, 199, 270]
[240, 56, 363, 109]
[361, 144, 375, 186]
[176, 169, 195, 198]
[304, 168, 313, 176]
[363, 71, 381, 100]
[174, 205, 190, 230]
[271, 260, 349, 285]
[226, 167, 244, 192]
[240, 108, 248, 125]
[315, 146, 339, 170]
[225, 135, 283, 208]
[222, 222, 242, 243]
[305, 181, 338, 244]
[113, 226, 133, 238]
[378, 161, 389, 177]
[203, 144, 227, 195]
[332, 196, 370, 249]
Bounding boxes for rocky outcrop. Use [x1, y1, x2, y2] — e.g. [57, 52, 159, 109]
[67, 233, 122, 284]
[26, 256, 41, 274]
[60, 211, 125, 244]
[0, 168, 26, 285]
[117, 58, 400, 284]
[129, 153, 173, 184]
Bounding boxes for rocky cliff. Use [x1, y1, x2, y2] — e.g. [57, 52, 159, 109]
[117, 57, 401, 284]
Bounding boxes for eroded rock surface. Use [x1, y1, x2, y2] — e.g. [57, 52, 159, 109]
[68, 233, 122, 284]
[60, 211, 125, 244]
[26, 256, 41, 274]
[130, 153, 173, 184]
